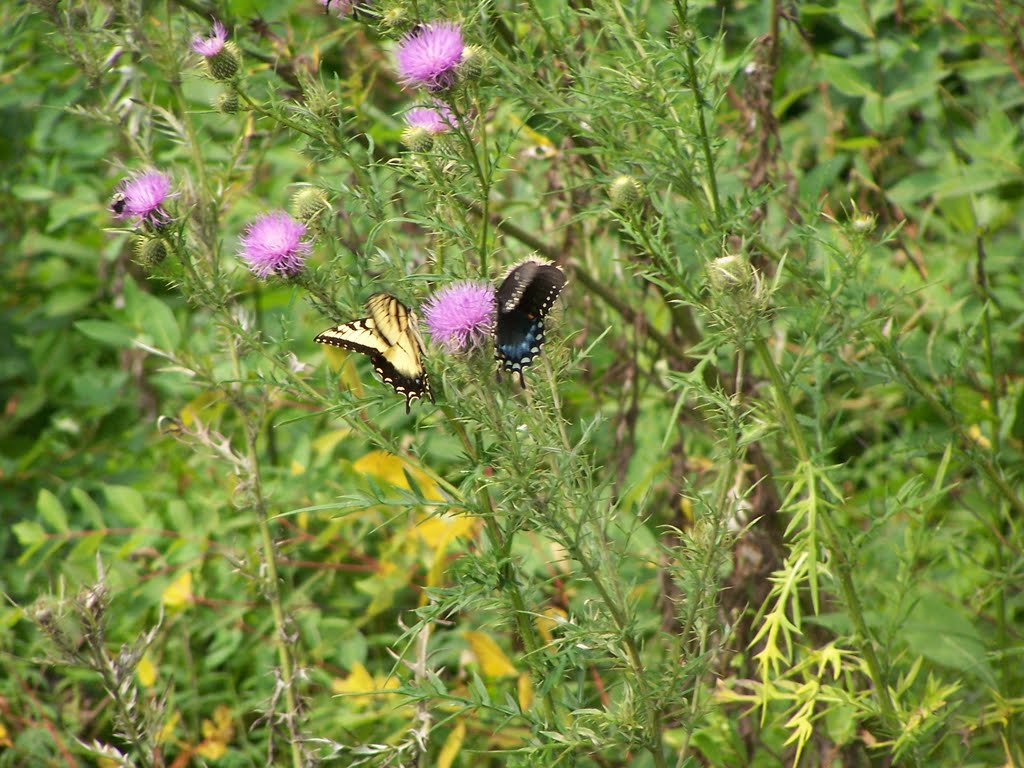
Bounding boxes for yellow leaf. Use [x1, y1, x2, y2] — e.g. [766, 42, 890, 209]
[312, 428, 351, 457]
[179, 391, 220, 428]
[416, 512, 477, 548]
[197, 704, 234, 759]
[290, 459, 305, 475]
[464, 630, 517, 679]
[196, 740, 227, 760]
[331, 662, 400, 708]
[437, 721, 466, 768]
[137, 652, 157, 688]
[535, 607, 567, 645]
[353, 450, 441, 500]
[0, 721, 11, 748]
[157, 710, 181, 743]
[517, 672, 534, 712]
[162, 571, 192, 609]
[320, 347, 365, 395]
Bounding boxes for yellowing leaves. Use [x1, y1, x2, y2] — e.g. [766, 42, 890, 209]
[162, 571, 192, 609]
[320, 348, 365, 395]
[353, 450, 441, 501]
[331, 662, 400, 708]
[137, 652, 157, 688]
[517, 672, 534, 712]
[464, 631, 517, 679]
[196, 705, 234, 760]
[535, 606, 568, 645]
[437, 721, 466, 768]
[417, 512, 477, 548]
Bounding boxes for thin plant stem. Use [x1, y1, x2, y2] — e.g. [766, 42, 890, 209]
[228, 337, 304, 768]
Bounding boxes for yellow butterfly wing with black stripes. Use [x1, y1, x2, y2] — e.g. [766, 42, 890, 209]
[315, 293, 433, 413]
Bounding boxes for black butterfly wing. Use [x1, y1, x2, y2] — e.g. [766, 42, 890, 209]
[315, 295, 433, 413]
[495, 261, 567, 386]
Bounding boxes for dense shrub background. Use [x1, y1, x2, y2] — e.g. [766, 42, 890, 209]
[2, 0, 1023, 766]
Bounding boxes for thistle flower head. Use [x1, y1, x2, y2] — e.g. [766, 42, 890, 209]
[192, 20, 240, 80]
[396, 22, 464, 90]
[404, 103, 455, 134]
[113, 170, 172, 225]
[238, 211, 311, 278]
[191, 20, 227, 56]
[423, 281, 495, 352]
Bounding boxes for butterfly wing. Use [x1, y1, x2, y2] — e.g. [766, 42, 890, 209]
[315, 294, 433, 413]
[495, 261, 567, 386]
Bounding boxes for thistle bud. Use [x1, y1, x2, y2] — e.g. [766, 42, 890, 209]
[290, 187, 331, 223]
[851, 212, 875, 234]
[707, 254, 753, 294]
[609, 174, 644, 211]
[401, 125, 434, 153]
[459, 45, 487, 82]
[134, 235, 168, 267]
[379, 6, 409, 31]
[215, 90, 240, 114]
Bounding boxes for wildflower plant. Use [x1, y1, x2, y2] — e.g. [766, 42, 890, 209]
[7, 1, 1024, 767]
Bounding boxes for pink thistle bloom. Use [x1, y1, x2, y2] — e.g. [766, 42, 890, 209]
[396, 22, 464, 90]
[423, 281, 495, 352]
[238, 211, 311, 278]
[191, 20, 227, 57]
[113, 170, 172, 224]
[404, 103, 456, 134]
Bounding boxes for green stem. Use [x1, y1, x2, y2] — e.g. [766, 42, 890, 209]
[228, 341, 304, 768]
[479, 504, 562, 729]
[673, 0, 723, 226]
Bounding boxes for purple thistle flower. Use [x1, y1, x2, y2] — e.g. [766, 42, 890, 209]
[396, 22, 464, 90]
[423, 281, 495, 352]
[191, 20, 227, 57]
[113, 170, 172, 224]
[404, 103, 456, 134]
[238, 211, 311, 278]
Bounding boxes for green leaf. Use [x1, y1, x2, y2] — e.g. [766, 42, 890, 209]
[902, 593, 995, 686]
[124, 278, 180, 351]
[75, 320, 135, 348]
[37, 489, 69, 532]
[818, 55, 874, 98]
[71, 487, 106, 529]
[103, 484, 147, 524]
[13, 520, 46, 546]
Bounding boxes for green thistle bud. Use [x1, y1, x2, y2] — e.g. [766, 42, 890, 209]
[215, 90, 240, 114]
[135, 235, 168, 267]
[401, 125, 434, 153]
[459, 45, 487, 82]
[379, 6, 409, 31]
[707, 255, 753, 295]
[207, 41, 241, 82]
[290, 188, 331, 222]
[609, 175, 644, 210]
[851, 213, 875, 234]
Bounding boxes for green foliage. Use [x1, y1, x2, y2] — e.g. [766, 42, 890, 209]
[3, 0, 1023, 765]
